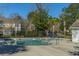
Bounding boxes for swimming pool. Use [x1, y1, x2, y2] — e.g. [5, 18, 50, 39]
[0, 38, 62, 46]
[16, 38, 52, 46]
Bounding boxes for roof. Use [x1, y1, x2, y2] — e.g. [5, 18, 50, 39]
[72, 19, 79, 27]
[0, 17, 21, 31]
[70, 19, 79, 29]
[0, 17, 21, 24]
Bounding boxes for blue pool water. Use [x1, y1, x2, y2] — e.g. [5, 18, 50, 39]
[16, 39, 50, 46]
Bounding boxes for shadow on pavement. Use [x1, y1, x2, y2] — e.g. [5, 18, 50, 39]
[69, 46, 79, 56]
[0, 45, 27, 55]
[69, 51, 79, 56]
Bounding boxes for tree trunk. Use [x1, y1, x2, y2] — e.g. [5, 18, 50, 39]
[64, 21, 66, 38]
[53, 25, 55, 37]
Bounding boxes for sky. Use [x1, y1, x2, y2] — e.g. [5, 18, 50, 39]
[0, 3, 70, 18]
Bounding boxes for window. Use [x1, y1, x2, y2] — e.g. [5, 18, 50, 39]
[0, 22, 4, 27]
[3, 30, 12, 35]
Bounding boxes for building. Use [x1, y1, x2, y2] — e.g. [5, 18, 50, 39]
[70, 19, 79, 42]
[0, 17, 21, 35]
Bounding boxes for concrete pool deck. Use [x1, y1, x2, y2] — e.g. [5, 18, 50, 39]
[0, 39, 75, 56]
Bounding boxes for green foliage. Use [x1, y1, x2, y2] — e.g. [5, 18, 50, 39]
[27, 9, 49, 31]
[26, 31, 37, 37]
[17, 28, 26, 37]
[60, 25, 64, 31]
[27, 7, 50, 37]
[60, 3, 79, 29]
[48, 17, 60, 24]
[48, 17, 60, 31]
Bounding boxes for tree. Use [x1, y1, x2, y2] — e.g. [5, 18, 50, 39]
[60, 3, 79, 30]
[59, 3, 79, 37]
[27, 4, 49, 37]
[48, 17, 60, 37]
